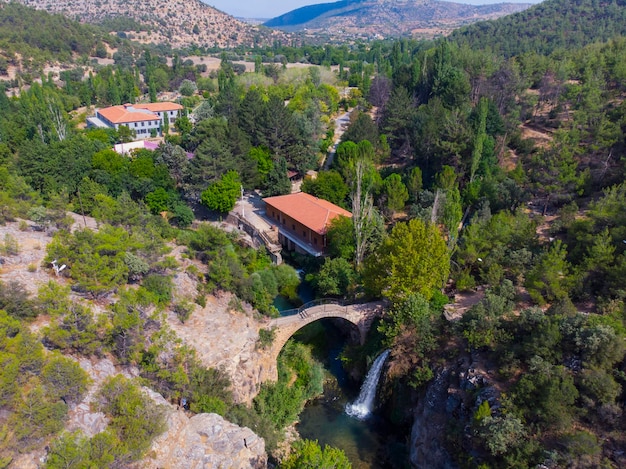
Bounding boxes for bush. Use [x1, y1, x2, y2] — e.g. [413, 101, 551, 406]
[41, 353, 90, 405]
[141, 274, 173, 305]
[1, 234, 18, 256]
[189, 395, 227, 415]
[455, 269, 476, 291]
[97, 375, 166, 462]
[258, 328, 275, 349]
[173, 300, 194, 323]
[280, 439, 351, 469]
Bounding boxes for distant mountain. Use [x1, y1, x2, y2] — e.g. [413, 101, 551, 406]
[449, 0, 626, 57]
[264, 0, 532, 38]
[1, 0, 288, 49]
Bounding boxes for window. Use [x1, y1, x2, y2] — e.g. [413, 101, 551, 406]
[302, 230, 306, 237]
[313, 238, 317, 245]
[142, 122, 145, 127]
[292, 224, 295, 230]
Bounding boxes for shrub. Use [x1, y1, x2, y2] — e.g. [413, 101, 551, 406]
[97, 376, 166, 462]
[141, 274, 173, 306]
[1, 234, 18, 256]
[258, 328, 275, 349]
[173, 300, 194, 323]
[280, 439, 351, 469]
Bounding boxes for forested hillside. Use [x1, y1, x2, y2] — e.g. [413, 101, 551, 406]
[450, 0, 626, 56]
[1, 0, 626, 467]
[2, 0, 287, 49]
[0, 3, 116, 74]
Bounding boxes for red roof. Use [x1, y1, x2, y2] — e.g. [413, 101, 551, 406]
[96, 102, 182, 124]
[264, 192, 352, 235]
[97, 105, 157, 124]
[134, 102, 183, 112]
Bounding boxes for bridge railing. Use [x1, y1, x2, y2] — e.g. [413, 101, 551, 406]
[280, 298, 351, 317]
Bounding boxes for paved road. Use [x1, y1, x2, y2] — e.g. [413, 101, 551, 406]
[323, 109, 353, 170]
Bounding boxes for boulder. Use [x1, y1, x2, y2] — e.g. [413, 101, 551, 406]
[141, 412, 266, 469]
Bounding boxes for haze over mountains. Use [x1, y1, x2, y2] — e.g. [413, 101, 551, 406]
[2, 0, 535, 45]
[264, 0, 532, 37]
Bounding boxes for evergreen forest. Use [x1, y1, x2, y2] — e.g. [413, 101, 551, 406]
[0, 0, 626, 467]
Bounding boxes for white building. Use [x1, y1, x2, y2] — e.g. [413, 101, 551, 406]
[87, 102, 183, 138]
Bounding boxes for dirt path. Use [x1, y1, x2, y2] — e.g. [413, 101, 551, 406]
[323, 108, 354, 170]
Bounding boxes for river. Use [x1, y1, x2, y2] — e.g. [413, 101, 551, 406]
[295, 330, 389, 468]
[274, 276, 406, 467]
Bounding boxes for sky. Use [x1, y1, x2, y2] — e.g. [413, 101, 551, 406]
[203, 0, 542, 19]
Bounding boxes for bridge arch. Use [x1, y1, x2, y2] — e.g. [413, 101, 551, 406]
[260, 300, 384, 383]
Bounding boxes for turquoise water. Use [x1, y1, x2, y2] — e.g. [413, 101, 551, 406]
[273, 278, 315, 313]
[273, 275, 399, 467]
[296, 340, 386, 468]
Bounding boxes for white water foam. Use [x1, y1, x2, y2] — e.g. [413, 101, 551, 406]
[345, 349, 390, 420]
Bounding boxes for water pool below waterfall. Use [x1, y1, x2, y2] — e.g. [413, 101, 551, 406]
[295, 336, 393, 468]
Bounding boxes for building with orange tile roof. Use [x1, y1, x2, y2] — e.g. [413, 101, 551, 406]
[87, 102, 183, 139]
[263, 192, 351, 256]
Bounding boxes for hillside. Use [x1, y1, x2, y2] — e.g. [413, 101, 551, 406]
[449, 0, 626, 56]
[0, 3, 126, 80]
[264, 0, 532, 38]
[1, 0, 288, 49]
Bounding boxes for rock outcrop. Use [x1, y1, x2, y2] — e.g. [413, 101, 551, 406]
[409, 353, 500, 469]
[141, 412, 266, 469]
[168, 276, 276, 404]
[409, 369, 457, 469]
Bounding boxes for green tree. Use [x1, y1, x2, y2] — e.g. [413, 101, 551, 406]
[315, 258, 356, 297]
[45, 431, 91, 469]
[382, 173, 409, 215]
[326, 215, 356, 261]
[379, 293, 440, 386]
[364, 219, 450, 302]
[281, 439, 351, 469]
[460, 280, 515, 350]
[97, 375, 166, 461]
[45, 226, 133, 296]
[264, 157, 291, 196]
[406, 166, 423, 203]
[514, 357, 578, 430]
[200, 170, 241, 213]
[478, 414, 527, 457]
[145, 187, 171, 215]
[525, 240, 573, 305]
[174, 116, 192, 135]
[178, 79, 197, 97]
[42, 302, 102, 355]
[301, 170, 349, 207]
[41, 353, 90, 405]
[12, 385, 67, 449]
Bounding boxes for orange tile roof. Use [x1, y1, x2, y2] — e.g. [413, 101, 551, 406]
[97, 105, 158, 124]
[264, 192, 352, 235]
[134, 102, 184, 112]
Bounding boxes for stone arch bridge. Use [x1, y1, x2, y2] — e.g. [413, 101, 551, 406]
[259, 299, 385, 383]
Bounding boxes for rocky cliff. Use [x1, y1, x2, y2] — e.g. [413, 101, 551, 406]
[169, 260, 276, 404]
[409, 353, 499, 468]
[141, 412, 266, 469]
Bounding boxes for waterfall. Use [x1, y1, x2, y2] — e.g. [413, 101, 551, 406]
[345, 349, 390, 420]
